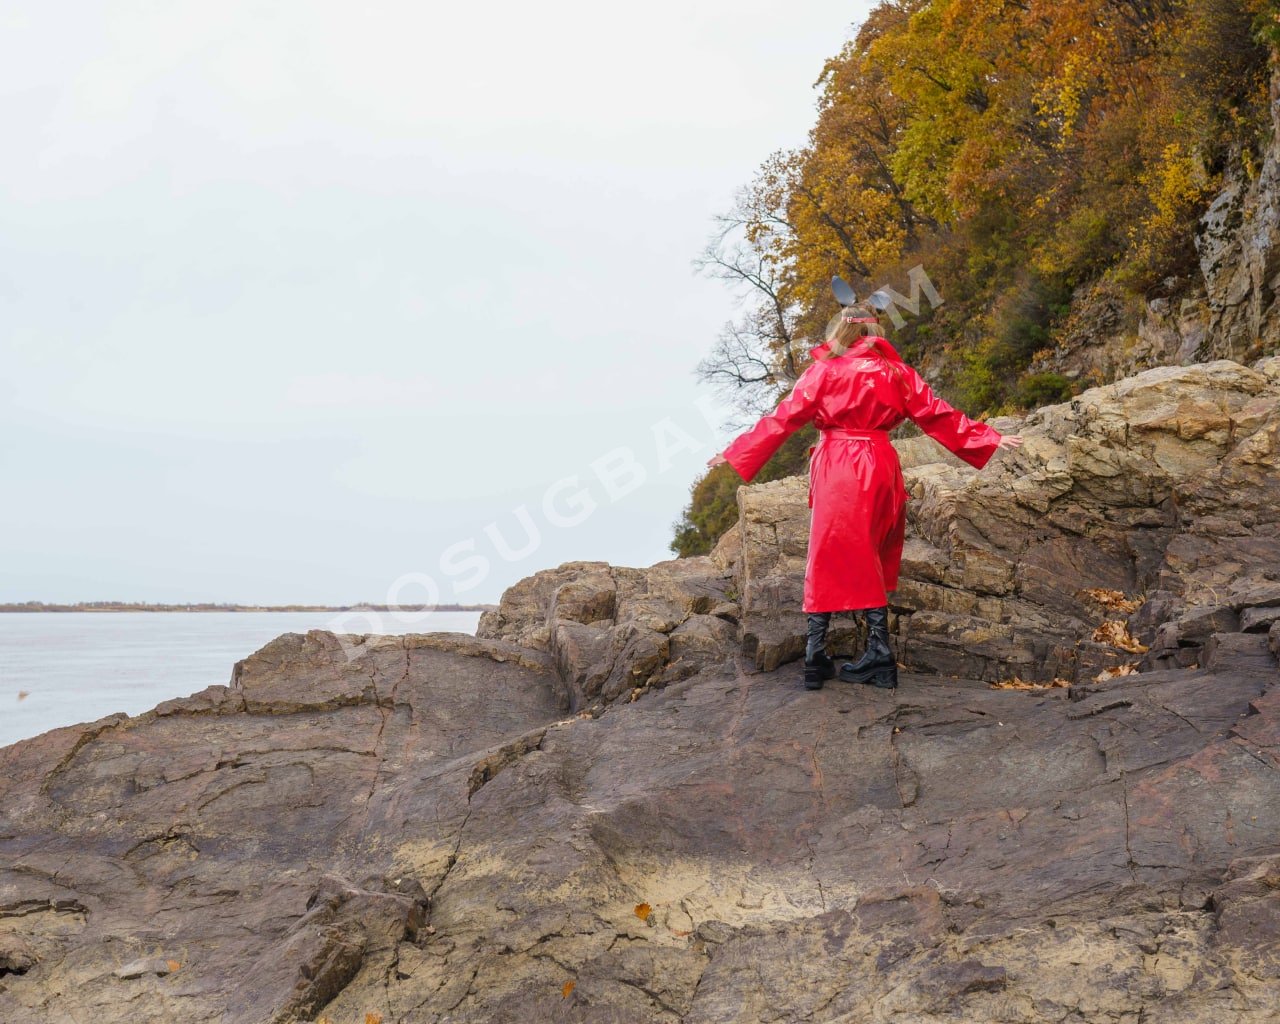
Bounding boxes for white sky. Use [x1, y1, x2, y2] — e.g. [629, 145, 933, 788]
[1, 0, 875, 605]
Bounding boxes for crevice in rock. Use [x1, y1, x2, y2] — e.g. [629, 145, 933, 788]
[1158, 702, 1206, 735]
[808, 718, 828, 813]
[1229, 737, 1280, 772]
[361, 663, 392, 812]
[1120, 773, 1139, 883]
[801, 835, 827, 912]
[0, 897, 89, 920]
[801, 982, 847, 1022]
[686, 957, 712, 1014]
[467, 727, 548, 799]
[612, 976, 685, 1017]
[37, 714, 129, 794]
[443, 964, 479, 1012]
[122, 828, 199, 862]
[890, 716, 919, 809]
[194, 774, 268, 813]
[422, 804, 474, 936]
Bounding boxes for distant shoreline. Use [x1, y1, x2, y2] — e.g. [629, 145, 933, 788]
[0, 603, 497, 614]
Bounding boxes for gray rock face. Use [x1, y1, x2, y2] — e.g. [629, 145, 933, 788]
[736, 358, 1280, 688]
[1, 362, 1278, 1023]
[0, 632, 565, 1024]
[477, 556, 737, 711]
[1, 628, 1277, 1022]
[1195, 70, 1280, 363]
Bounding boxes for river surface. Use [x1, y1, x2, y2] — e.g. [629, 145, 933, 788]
[0, 611, 483, 749]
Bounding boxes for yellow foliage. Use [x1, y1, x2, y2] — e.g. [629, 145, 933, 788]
[687, 0, 1269, 467]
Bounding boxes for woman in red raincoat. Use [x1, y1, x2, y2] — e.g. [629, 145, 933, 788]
[707, 304, 1023, 691]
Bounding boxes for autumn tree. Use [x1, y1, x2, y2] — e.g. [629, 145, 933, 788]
[675, 0, 1273, 555]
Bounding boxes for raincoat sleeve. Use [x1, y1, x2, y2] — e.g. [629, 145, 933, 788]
[900, 363, 1002, 470]
[721, 361, 825, 482]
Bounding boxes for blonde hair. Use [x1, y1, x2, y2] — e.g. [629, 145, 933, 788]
[825, 302, 881, 353]
[822, 302, 909, 397]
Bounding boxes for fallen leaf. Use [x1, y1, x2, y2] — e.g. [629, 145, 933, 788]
[366, 1014, 383, 1024]
[17, 690, 29, 701]
[1091, 620, 1149, 653]
[989, 676, 1071, 690]
[166, 959, 181, 972]
[671, 928, 692, 937]
[562, 980, 576, 998]
[634, 902, 651, 921]
[1094, 663, 1140, 682]
[1078, 588, 1143, 614]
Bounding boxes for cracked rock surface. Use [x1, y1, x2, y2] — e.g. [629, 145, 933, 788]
[2, 634, 1277, 1022]
[2, 358, 1279, 1023]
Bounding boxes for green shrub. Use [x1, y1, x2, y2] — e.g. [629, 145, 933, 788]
[1013, 371, 1077, 408]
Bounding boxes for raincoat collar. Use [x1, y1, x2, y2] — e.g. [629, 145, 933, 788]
[809, 335, 903, 363]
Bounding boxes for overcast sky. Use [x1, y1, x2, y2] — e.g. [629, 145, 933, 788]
[1, 1, 875, 606]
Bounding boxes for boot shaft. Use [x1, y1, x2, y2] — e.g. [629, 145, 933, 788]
[805, 612, 833, 659]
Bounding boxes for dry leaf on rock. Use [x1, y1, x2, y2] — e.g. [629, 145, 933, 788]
[989, 677, 1071, 690]
[1095, 663, 1141, 682]
[1079, 588, 1143, 614]
[1091, 620, 1149, 653]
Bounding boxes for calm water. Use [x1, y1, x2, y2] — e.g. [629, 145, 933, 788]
[0, 611, 482, 750]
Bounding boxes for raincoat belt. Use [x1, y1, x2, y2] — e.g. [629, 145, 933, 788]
[820, 427, 890, 442]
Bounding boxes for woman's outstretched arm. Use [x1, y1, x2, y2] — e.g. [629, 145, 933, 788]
[899, 363, 1004, 470]
[713, 361, 826, 482]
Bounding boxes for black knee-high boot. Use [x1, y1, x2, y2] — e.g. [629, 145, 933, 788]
[839, 606, 897, 689]
[804, 612, 835, 690]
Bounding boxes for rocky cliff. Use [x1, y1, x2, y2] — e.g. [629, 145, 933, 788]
[1026, 73, 1280, 388]
[2, 356, 1278, 1023]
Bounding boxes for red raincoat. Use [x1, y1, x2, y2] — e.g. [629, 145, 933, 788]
[721, 335, 1003, 612]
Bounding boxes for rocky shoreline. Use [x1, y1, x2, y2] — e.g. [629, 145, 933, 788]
[1, 356, 1278, 1023]
[0, 604, 496, 614]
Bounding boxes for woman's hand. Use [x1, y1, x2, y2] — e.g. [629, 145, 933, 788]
[707, 453, 728, 468]
[997, 434, 1024, 449]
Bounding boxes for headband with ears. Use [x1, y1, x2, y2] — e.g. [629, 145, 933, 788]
[823, 274, 908, 367]
[831, 274, 892, 313]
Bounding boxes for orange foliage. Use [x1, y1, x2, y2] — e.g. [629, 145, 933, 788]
[703, 0, 1270, 404]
